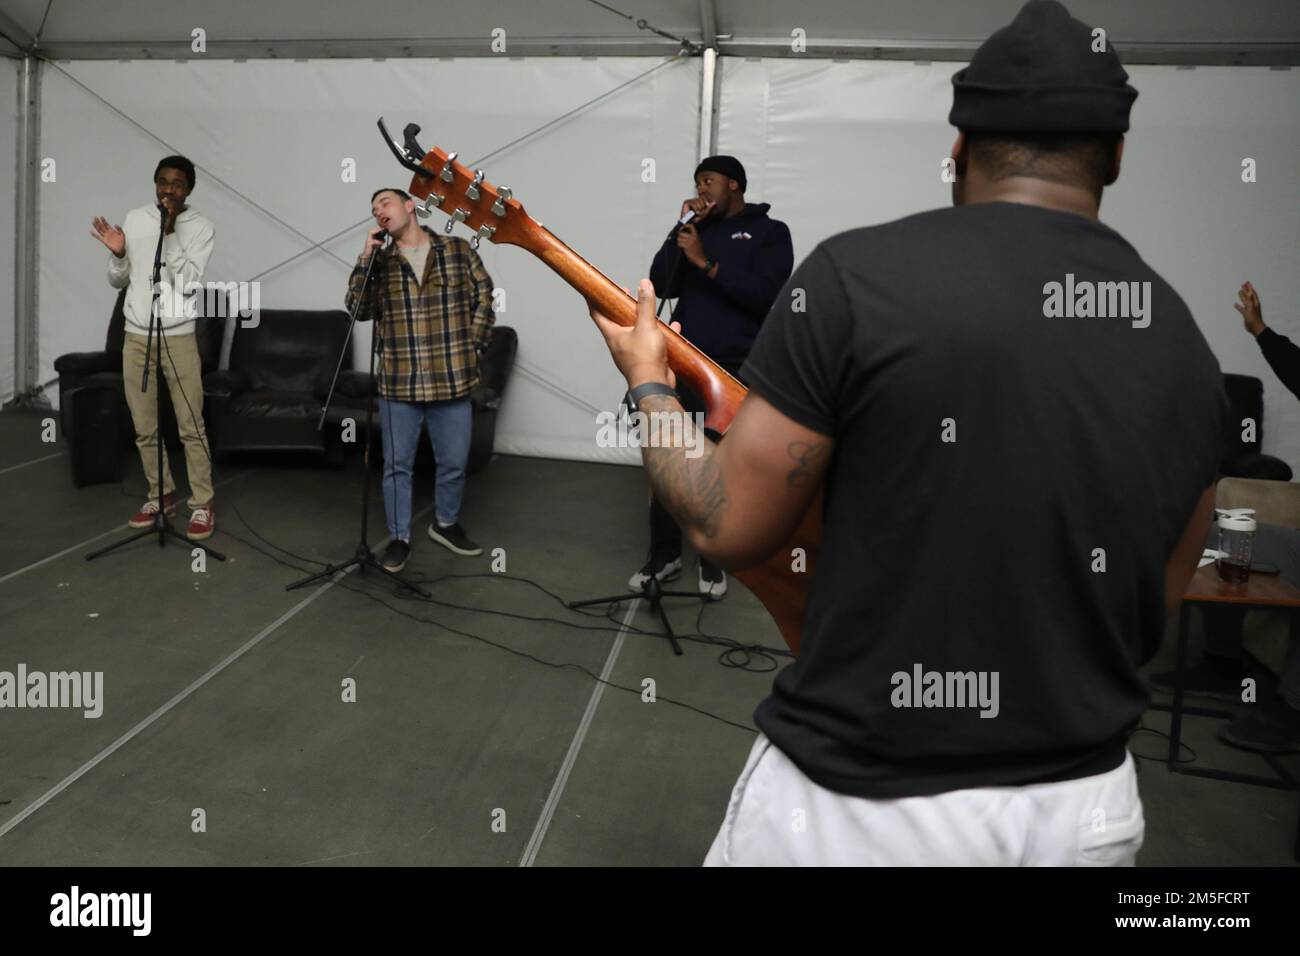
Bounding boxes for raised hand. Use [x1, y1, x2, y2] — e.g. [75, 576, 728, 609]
[90, 216, 126, 257]
[1233, 281, 1265, 337]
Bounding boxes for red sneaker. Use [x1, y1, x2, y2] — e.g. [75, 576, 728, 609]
[187, 505, 215, 541]
[128, 494, 177, 528]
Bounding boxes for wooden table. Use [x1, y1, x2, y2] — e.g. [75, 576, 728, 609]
[1164, 563, 1300, 859]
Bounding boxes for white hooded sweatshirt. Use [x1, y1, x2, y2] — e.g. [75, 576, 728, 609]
[106, 204, 216, 336]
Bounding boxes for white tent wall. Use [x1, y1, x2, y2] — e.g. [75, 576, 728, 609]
[717, 59, 1300, 470]
[26, 50, 1300, 468]
[36, 56, 701, 463]
[1, 59, 18, 405]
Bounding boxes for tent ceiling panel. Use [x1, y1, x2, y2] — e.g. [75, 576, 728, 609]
[0, 0, 699, 54]
[0, 0, 1295, 62]
[716, 0, 1300, 45]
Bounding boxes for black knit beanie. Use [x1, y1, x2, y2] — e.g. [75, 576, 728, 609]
[950, 0, 1138, 133]
[694, 155, 747, 192]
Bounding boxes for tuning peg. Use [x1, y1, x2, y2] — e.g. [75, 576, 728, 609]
[439, 152, 458, 183]
[414, 193, 443, 218]
[470, 224, 496, 250]
[491, 186, 512, 217]
[467, 170, 486, 201]
[444, 208, 470, 233]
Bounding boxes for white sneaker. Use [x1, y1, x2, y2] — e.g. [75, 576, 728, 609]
[627, 556, 682, 591]
[698, 563, 727, 600]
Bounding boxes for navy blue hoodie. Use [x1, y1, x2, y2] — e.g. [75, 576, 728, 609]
[649, 202, 794, 371]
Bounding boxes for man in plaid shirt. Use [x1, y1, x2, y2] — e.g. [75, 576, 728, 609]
[347, 188, 496, 572]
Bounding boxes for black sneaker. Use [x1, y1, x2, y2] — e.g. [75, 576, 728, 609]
[428, 521, 483, 556]
[1219, 697, 1300, 753]
[380, 539, 411, 573]
[1148, 660, 1246, 703]
[628, 555, 682, 591]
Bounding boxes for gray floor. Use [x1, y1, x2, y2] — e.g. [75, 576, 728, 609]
[0, 406, 1296, 866]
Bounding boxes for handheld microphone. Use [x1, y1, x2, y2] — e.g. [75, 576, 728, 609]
[670, 209, 697, 236]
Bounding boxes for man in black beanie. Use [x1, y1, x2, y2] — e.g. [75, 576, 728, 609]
[590, 0, 1226, 865]
[628, 155, 793, 600]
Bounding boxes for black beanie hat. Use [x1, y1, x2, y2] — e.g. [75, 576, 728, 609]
[695, 155, 747, 192]
[950, 0, 1138, 134]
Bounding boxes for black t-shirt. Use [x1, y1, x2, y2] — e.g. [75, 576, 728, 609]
[741, 201, 1226, 799]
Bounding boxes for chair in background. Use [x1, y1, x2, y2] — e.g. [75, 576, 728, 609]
[203, 309, 354, 463]
[1221, 373, 1294, 482]
[53, 289, 225, 485]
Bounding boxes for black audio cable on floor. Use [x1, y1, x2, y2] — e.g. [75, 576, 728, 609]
[104, 321, 788, 737]
[1127, 720, 1199, 766]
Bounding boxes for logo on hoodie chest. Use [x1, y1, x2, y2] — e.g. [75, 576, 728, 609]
[730, 231, 753, 240]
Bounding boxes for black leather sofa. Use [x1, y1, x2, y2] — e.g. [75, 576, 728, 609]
[203, 309, 355, 463]
[204, 309, 516, 473]
[56, 290, 518, 483]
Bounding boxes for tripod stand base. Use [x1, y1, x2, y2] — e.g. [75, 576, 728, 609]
[285, 541, 431, 598]
[86, 513, 227, 562]
[568, 577, 707, 656]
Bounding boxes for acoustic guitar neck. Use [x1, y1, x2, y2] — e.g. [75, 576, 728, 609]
[380, 118, 814, 653]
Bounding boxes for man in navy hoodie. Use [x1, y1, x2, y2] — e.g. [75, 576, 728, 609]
[629, 156, 793, 600]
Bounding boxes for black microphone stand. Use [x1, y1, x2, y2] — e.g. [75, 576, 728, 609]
[567, 213, 715, 654]
[564, 391, 711, 657]
[88, 204, 226, 563]
[286, 234, 430, 597]
[657, 218, 691, 320]
[568, 572, 707, 657]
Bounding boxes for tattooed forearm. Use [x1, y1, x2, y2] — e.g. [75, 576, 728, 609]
[786, 440, 828, 488]
[637, 394, 728, 539]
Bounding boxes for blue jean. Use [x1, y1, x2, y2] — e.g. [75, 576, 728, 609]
[377, 396, 472, 540]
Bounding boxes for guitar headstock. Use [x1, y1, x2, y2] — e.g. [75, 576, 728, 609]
[378, 117, 534, 251]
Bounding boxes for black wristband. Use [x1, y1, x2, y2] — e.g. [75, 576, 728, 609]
[624, 381, 678, 413]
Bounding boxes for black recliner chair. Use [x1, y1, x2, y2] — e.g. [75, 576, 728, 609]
[203, 309, 355, 462]
[1221, 373, 1293, 481]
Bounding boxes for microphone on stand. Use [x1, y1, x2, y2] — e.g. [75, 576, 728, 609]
[365, 228, 390, 259]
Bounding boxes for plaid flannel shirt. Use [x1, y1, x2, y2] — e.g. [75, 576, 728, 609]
[346, 228, 495, 402]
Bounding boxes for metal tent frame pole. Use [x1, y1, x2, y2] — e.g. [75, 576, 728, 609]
[12, 54, 41, 407]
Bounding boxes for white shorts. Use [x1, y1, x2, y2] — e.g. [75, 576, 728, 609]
[704, 734, 1144, 866]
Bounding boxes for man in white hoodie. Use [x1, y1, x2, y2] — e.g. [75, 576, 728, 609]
[90, 155, 217, 539]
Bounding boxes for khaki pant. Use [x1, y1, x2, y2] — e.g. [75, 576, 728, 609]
[122, 331, 214, 509]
